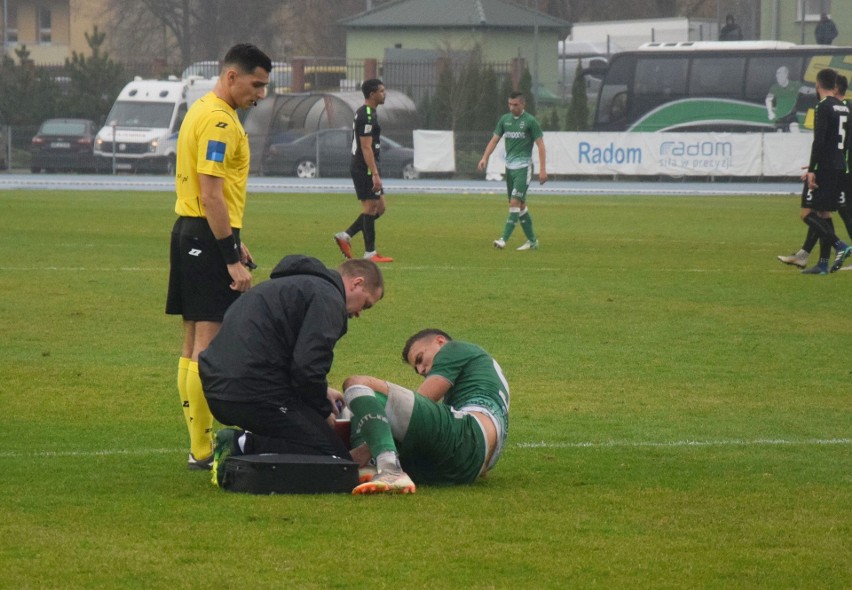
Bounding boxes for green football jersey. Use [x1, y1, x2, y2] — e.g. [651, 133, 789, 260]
[426, 340, 510, 442]
[768, 80, 801, 121]
[494, 111, 543, 169]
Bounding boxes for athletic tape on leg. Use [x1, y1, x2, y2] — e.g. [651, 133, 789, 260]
[385, 382, 415, 440]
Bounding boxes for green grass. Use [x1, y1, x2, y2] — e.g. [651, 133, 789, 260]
[0, 188, 850, 589]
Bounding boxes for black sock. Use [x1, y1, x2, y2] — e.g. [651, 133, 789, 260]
[346, 214, 365, 238]
[802, 226, 818, 253]
[803, 212, 839, 243]
[819, 235, 831, 265]
[363, 214, 377, 252]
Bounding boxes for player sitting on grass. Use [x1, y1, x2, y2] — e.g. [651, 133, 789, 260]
[343, 329, 509, 495]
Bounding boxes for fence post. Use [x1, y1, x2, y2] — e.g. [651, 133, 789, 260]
[364, 58, 378, 81]
[291, 58, 306, 92]
[511, 58, 525, 91]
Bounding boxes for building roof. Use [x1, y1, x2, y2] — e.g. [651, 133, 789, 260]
[341, 0, 571, 31]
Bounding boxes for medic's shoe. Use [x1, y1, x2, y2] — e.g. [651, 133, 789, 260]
[211, 428, 240, 488]
[352, 467, 416, 495]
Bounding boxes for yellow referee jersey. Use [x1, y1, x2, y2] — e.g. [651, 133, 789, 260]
[174, 92, 250, 228]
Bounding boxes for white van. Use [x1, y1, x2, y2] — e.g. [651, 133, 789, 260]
[94, 76, 214, 173]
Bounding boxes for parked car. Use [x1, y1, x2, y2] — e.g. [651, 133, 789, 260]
[262, 128, 418, 179]
[31, 118, 98, 173]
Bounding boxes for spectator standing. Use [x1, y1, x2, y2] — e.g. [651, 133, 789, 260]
[719, 14, 744, 41]
[815, 13, 838, 45]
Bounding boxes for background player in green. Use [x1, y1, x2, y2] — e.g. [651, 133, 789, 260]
[478, 91, 547, 251]
[341, 329, 510, 494]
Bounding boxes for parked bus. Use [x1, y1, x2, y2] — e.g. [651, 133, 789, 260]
[593, 41, 852, 132]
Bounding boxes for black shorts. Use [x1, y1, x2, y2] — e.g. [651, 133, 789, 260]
[206, 397, 351, 458]
[165, 217, 241, 322]
[351, 166, 383, 200]
[801, 169, 845, 212]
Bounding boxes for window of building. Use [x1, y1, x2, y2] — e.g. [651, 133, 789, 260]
[6, 3, 18, 44]
[797, 0, 830, 22]
[38, 7, 51, 45]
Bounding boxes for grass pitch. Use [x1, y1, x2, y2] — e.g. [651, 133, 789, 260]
[0, 188, 850, 589]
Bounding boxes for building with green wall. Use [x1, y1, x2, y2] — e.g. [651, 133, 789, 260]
[762, 0, 850, 45]
[340, 0, 571, 99]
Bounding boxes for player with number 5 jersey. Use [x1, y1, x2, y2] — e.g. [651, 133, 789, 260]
[796, 68, 851, 275]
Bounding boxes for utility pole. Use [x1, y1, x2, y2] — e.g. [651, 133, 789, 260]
[3, 0, 7, 55]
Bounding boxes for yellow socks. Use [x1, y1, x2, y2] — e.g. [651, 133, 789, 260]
[177, 357, 192, 433]
[187, 360, 214, 460]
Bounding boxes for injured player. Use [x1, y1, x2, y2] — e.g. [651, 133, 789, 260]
[343, 329, 510, 495]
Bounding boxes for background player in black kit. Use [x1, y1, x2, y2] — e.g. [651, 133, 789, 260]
[796, 68, 851, 275]
[334, 78, 393, 263]
[777, 73, 851, 270]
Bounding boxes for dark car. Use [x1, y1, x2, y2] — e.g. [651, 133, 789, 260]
[31, 118, 99, 173]
[262, 128, 418, 179]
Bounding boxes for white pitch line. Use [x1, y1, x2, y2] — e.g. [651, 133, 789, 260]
[1, 438, 849, 460]
[516, 438, 852, 449]
[0, 266, 165, 272]
[0, 448, 180, 459]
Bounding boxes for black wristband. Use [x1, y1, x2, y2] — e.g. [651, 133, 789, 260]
[217, 234, 240, 265]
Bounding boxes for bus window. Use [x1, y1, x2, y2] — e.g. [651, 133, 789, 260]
[689, 57, 745, 98]
[745, 56, 805, 101]
[593, 45, 852, 133]
[631, 58, 688, 120]
[746, 57, 812, 131]
[595, 54, 634, 128]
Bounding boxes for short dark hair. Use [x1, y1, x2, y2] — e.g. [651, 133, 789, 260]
[338, 258, 384, 294]
[401, 329, 452, 363]
[837, 74, 848, 96]
[509, 91, 525, 101]
[816, 68, 837, 91]
[362, 78, 384, 99]
[222, 43, 272, 74]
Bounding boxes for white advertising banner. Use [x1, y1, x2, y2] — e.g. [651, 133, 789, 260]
[542, 132, 763, 176]
[761, 132, 812, 177]
[413, 130, 456, 173]
[412, 130, 811, 177]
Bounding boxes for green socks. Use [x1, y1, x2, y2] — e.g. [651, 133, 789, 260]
[519, 208, 536, 242]
[344, 386, 396, 457]
[502, 208, 520, 241]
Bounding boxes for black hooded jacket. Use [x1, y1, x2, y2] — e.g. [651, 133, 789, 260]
[199, 255, 347, 418]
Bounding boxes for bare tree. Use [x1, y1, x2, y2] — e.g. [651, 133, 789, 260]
[101, 0, 294, 69]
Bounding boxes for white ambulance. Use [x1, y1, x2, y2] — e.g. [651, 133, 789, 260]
[94, 76, 214, 174]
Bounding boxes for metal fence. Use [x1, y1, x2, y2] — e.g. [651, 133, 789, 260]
[0, 57, 519, 177]
[0, 124, 491, 179]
